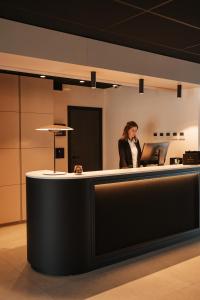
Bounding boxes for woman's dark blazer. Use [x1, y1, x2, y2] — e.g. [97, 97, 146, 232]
[118, 138, 142, 168]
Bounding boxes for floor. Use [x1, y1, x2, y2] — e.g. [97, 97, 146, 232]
[1, 225, 200, 300]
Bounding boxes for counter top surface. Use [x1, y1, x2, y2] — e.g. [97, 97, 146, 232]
[26, 164, 200, 180]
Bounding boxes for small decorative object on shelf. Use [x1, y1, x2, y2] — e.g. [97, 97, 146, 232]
[74, 165, 83, 175]
[170, 157, 182, 165]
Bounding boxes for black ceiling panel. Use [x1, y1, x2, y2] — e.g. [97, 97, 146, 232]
[109, 13, 200, 49]
[1, 0, 200, 64]
[185, 44, 200, 55]
[116, 0, 172, 9]
[0, 0, 142, 29]
[0, 7, 109, 41]
[153, 0, 200, 28]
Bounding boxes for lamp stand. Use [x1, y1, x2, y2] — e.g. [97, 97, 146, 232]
[43, 130, 65, 175]
[36, 124, 73, 176]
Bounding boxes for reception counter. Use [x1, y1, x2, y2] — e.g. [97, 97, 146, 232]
[26, 165, 200, 275]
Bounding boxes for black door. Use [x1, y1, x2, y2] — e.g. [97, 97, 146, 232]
[68, 106, 102, 172]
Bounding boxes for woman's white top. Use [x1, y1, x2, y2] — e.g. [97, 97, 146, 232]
[128, 139, 138, 168]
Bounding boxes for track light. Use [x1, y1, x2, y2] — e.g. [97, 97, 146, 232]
[177, 84, 182, 98]
[91, 71, 96, 89]
[139, 78, 144, 94]
[53, 79, 62, 91]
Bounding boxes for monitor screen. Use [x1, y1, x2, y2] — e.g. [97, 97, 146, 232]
[140, 142, 169, 166]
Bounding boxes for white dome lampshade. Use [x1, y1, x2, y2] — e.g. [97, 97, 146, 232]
[35, 124, 74, 131]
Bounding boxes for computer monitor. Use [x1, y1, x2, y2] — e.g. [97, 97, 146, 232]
[140, 142, 169, 166]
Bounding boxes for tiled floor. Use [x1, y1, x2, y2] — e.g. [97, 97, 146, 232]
[1, 224, 200, 300]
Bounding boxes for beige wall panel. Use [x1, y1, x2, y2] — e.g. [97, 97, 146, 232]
[21, 148, 53, 183]
[0, 149, 20, 186]
[21, 183, 26, 220]
[0, 112, 19, 148]
[0, 185, 21, 224]
[21, 112, 53, 148]
[0, 73, 19, 112]
[21, 77, 54, 114]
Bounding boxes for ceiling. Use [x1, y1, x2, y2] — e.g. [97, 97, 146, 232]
[1, 0, 200, 64]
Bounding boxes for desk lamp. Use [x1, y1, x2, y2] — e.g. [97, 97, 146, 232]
[35, 124, 73, 175]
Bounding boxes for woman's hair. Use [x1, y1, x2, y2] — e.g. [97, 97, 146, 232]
[122, 121, 138, 140]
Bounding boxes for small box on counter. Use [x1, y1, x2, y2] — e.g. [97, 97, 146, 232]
[183, 151, 200, 165]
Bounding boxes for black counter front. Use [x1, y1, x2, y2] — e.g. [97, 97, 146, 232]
[26, 165, 200, 275]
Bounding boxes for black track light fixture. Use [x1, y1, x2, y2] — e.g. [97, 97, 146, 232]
[53, 79, 63, 91]
[139, 78, 144, 94]
[177, 84, 182, 98]
[91, 71, 96, 89]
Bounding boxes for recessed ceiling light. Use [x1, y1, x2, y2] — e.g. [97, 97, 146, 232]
[80, 80, 85, 83]
[40, 75, 46, 78]
[112, 84, 118, 88]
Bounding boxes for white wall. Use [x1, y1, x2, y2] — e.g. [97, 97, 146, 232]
[104, 86, 200, 170]
[53, 83, 200, 171]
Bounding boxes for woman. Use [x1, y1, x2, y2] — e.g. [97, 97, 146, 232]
[118, 121, 141, 168]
